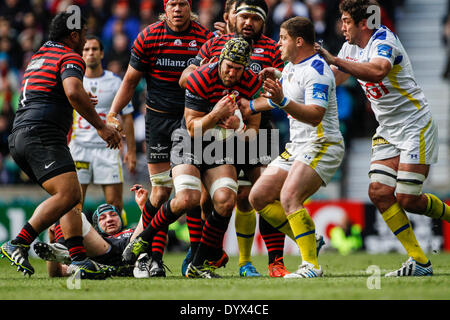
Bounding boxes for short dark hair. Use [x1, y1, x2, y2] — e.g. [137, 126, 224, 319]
[235, 0, 268, 18]
[224, 0, 238, 14]
[48, 11, 86, 42]
[85, 34, 104, 51]
[280, 17, 315, 45]
[339, 0, 380, 25]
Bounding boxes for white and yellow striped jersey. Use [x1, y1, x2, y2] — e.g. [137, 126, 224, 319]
[71, 70, 134, 147]
[282, 53, 343, 144]
[337, 25, 431, 128]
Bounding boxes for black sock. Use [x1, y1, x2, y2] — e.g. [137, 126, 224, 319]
[259, 217, 285, 264]
[65, 236, 87, 261]
[12, 222, 38, 246]
[186, 205, 203, 258]
[142, 198, 159, 229]
[139, 200, 178, 243]
[193, 210, 230, 266]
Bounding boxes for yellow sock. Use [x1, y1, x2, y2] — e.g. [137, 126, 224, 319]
[235, 207, 256, 267]
[287, 208, 318, 268]
[258, 201, 295, 240]
[425, 193, 450, 222]
[382, 202, 428, 264]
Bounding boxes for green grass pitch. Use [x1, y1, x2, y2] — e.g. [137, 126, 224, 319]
[1, 252, 449, 300]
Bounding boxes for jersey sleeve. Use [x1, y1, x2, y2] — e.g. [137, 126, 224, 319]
[192, 37, 214, 66]
[130, 28, 151, 72]
[60, 53, 85, 81]
[303, 68, 333, 109]
[272, 44, 284, 71]
[369, 38, 397, 66]
[185, 72, 211, 113]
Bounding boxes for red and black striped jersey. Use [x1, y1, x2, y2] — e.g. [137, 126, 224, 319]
[184, 61, 262, 114]
[197, 33, 284, 74]
[130, 20, 213, 115]
[13, 41, 86, 136]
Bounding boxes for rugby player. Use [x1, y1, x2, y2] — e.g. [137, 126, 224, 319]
[249, 16, 345, 278]
[0, 12, 121, 279]
[70, 35, 136, 213]
[316, 0, 450, 276]
[122, 37, 263, 279]
[179, 0, 292, 278]
[106, 0, 213, 273]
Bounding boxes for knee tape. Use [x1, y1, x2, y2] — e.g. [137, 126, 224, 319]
[173, 174, 202, 194]
[368, 163, 397, 188]
[81, 212, 91, 237]
[209, 177, 238, 197]
[396, 170, 425, 196]
[150, 170, 173, 188]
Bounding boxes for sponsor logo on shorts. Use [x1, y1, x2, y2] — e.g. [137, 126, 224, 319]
[372, 136, 390, 147]
[150, 144, 169, 152]
[74, 161, 90, 170]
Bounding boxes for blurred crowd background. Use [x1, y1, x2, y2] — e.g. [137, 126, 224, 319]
[1, 0, 448, 188]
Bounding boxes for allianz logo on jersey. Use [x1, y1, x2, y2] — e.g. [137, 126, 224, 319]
[156, 58, 188, 67]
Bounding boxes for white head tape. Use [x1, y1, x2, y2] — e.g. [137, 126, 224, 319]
[235, 4, 267, 21]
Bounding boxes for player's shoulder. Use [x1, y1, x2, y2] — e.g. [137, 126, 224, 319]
[372, 25, 398, 43]
[194, 62, 218, 80]
[191, 21, 214, 37]
[298, 54, 334, 82]
[139, 21, 165, 39]
[102, 70, 123, 83]
[256, 34, 279, 48]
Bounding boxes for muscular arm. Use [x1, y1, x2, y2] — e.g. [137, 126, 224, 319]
[63, 77, 106, 130]
[179, 64, 197, 89]
[185, 108, 221, 137]
[331, 57, 392, 83]
[121, 113, 137, 173]
[110, 65, 143, 114]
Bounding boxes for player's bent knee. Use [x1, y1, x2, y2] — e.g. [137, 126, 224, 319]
[209, 177, 238, 216]
[368, 182, 396, 206]
[174, 190, 201, 211]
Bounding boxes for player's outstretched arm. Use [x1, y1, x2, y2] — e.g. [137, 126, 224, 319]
[122, 113, 137, 173]
[108, 65, 143, 131]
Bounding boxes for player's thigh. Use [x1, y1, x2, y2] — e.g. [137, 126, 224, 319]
[145, 111, 181, 164]
[102, 183, 123, 210]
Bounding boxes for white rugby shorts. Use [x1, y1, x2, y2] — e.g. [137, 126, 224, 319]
[371, 117, 438, 165]
[69, 141, 123, 185]
[268, 139, 345, 186]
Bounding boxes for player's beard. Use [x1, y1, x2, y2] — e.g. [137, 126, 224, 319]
[238, 27, 263, 43]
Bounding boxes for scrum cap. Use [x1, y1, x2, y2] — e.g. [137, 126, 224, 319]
[91, 203, 124, 236]
[219, 37, 252, 67]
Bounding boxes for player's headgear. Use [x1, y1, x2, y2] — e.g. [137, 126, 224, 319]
[92, 203, 124, 236]
[235, 0, 268, 22]
[164, 0, 192, 11]
[219, 37, 252, 67]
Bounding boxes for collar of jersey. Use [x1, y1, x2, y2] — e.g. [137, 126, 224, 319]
[296, 52, 319, 65]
